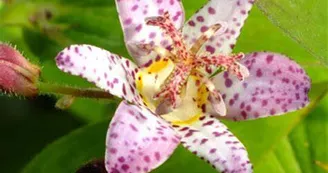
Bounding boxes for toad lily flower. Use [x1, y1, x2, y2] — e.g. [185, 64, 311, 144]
[55, 0, 310, 173]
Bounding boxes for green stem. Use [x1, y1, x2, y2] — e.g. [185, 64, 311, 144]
[38, 82, 115, 99]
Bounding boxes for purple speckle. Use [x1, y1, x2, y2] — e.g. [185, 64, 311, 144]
[225, 78, 233, 88]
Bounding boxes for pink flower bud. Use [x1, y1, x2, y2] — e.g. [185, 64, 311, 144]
[0, 44, 40, 96]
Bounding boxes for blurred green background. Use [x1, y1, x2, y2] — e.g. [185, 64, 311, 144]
[0, 0, 327, 173]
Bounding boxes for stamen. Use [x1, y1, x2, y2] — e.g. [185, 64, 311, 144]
[190, 23, 224, 55]
[229, 61, 249, 80]
[135, 43, 154, 53]
[136, 43, 177, 62]
[191, 70, 226, 115]
[195, 53, 249, 80]
[145, 11, 189, 61]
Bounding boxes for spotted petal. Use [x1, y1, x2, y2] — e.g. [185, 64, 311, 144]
[174, 115, 252, 173]
[115, 0, 184, 66]
[182, 0, 255, 55]
[105, 101, 180, 173]
[55, 44, 142, 105]
[212, 52, 311, 121]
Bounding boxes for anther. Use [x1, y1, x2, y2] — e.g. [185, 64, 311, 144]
[190, 23, 226, 55]
[191, 70, 226, 116]
[136, 43, 176, 62]
[195, 53, 249, 80]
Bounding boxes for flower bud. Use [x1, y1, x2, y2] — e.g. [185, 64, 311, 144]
[0, 43, 40, 96]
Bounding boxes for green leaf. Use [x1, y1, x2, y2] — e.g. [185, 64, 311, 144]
[254, 152, 285, 173]
[256, 0, 328, 66]
[255, 92, 328, 173]
[273, 137, 302, 173]
[288, 122, 314, 173]
[303, 97, 328, 173]
[0, 96, 83, 173]
[22, 120, 109, 173]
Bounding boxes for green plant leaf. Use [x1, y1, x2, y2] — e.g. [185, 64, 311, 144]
[0, 96, 83, 173]
[288, 122, 314, 173]
[255, 93, 328, 173]
[256, 0, 328, 66]
[22, 120, 109, 173]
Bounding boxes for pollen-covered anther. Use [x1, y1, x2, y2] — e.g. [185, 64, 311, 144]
[190, 23, 226, 55]
[136, 43, 176, 62]
[191, 70, 227, 116]
[135, 43, 154, 54]
[196, 52, 249, 80]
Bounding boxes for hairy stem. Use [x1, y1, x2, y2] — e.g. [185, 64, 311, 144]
[38, 82, 115, 100]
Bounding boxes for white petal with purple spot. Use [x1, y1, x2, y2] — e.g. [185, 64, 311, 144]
[174, 115, 252, 173]
[182, 0, 255, 55]
[212, 52, 311, 121]
[105, 101, 180, 173]
[115, 0, 185, 66]
[55, 44, 142, 105]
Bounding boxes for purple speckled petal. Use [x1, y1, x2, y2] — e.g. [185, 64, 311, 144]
[174, 115, 252, 173]
[115, 0, 184, 66]
[182, 0, 255, 55]
[55, 44, 142, 105]
[105, 101, 180, 173]
[212, 52, 311, 121]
